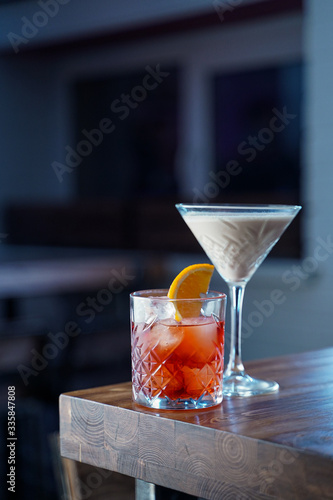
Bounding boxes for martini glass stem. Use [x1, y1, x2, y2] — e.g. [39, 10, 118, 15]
[226, 283, 246, 375]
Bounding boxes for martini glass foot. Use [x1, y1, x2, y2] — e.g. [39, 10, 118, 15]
[223, 371, 279, 397]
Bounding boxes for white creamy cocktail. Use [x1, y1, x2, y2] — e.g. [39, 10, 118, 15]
[177, 204, 301, 397]
[182, 213, 294, 283]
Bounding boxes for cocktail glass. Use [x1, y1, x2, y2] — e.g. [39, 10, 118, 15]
[131, 289, 226, 409]
[176, 204, 301, 397]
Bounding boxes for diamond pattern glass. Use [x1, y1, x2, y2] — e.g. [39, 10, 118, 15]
[131, 290, 226, 409]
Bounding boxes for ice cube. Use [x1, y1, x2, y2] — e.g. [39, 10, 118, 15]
[151, 298, 176, 320]
[141, 321, 184, 360]
[149, 364, 184, 399]
[182, 365, 215, 397]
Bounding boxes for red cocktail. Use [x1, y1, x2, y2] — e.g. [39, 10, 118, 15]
[131, 290, 226, 409]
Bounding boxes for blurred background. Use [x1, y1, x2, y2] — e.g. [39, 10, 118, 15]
[0, 0, 332, 498]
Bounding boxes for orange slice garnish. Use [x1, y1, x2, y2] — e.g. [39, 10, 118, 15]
[167, 263, 214, 321]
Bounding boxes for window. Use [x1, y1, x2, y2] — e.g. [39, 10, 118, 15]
[74, 67, 179, 200]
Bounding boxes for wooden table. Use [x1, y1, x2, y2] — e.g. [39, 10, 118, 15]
[60, 348, 333, 499]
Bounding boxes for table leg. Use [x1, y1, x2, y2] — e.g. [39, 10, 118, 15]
[135, 480, 204, 499]
[135, 479, 156, 500]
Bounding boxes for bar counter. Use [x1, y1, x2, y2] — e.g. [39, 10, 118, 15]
[60, 348, 333, 499]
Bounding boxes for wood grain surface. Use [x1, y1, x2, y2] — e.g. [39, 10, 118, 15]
[60, 348, 333, 499]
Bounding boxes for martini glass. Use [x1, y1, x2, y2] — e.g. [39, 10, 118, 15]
[176, 204, 301, 397]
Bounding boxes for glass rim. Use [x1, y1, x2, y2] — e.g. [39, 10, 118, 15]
[130, 289, 226, 302]
[176, 203, 302, 211]
[176, 203, 302, 213]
